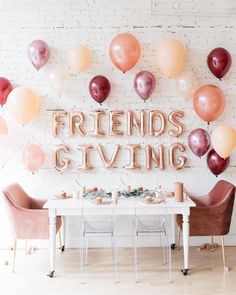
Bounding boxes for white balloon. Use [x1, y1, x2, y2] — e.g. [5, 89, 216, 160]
[176, 71, 198, 101]
[48, 67, 69, 97]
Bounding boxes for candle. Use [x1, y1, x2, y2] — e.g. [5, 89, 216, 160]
[174, 182, 184, 202]
[112, 190, 118, 204]
[126, 184, 131, 192]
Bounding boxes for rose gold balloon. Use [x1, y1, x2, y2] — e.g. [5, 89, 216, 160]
[77, 145, 93, 170]
[127, 110, 145, 136]
[69, 112, 85, 137]
[193, 85, 226, 123]
[97, 144, 121, 168]
[169, 143, 186, 170]
[54, 144, 70, 172]
[145, 144, 165, 170]
[149, 110, 166, 137]
[109, 111, 124, 136]
[125, 144, 141, 170]
[89, 110, 105, 137]
[109, 33, 141, 73]
[52, 111, 67, 137]
[168, 110, 184, 137]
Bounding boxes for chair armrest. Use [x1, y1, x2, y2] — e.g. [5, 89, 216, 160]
[29, 197, 47, 209]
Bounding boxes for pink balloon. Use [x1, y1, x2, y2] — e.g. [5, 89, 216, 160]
[0, 77, 13, 106]
[22, 144, 45, 173]
[0, 116, 8, 134]
[28, 40, 50, 70]
[188, 128, 211, 157]
[134, 71, 156, 101]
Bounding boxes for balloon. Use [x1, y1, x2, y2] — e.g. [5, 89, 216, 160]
[211, 124, 236, 158]
[193, 84, 225, 123]
[134, 71, 156, 101]
[69, 45, 90, 74]
[7, 87, 40, 126]
[28, 40, 50, 70]
[89, 75, 111, 104]
[22, 144, 45, 173]
[0, 116, 8, 134]
[48, 67, 69, 97]
[109, 33, 140, 73]
[207, 149, 230, 176]
[156, 39, 186, 78]
[188, 128, 211, 157]
[0, 77, 13, 106]
[175, 71, 198, 100]
[207, 48, 231, 79]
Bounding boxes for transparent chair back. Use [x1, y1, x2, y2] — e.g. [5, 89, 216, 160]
[80, 190, 117, 283]
[133, 190, 172, 283]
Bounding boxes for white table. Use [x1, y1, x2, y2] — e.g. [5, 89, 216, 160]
[44, 197, 195, 277]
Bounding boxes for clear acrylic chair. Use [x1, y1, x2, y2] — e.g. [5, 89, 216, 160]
[133, 190, 172, 283]
[79, 191, 117, 283]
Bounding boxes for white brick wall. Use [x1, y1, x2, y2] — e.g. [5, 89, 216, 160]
[0, 0, 235, 247]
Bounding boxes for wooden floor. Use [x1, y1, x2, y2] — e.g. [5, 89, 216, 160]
[0, 247, 235, 295]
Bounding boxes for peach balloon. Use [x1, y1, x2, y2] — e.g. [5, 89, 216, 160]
[156, 39, 186, 78]
[176, 71, 198, 100]
[211, 124, 236, 158]
[109, 33, 140, 73]
[0, 116, 8, 134]
[22, 144, 45, 173]
[193, 84, 225, 123]
[7, 87, 40, 126]
[69, 45, 90, 74]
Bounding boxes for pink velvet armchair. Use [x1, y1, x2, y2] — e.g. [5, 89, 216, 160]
[2, 183, 61, 272]
[176, 180, 235, 271]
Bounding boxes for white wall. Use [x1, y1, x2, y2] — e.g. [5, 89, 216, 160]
[0, 0, 235, 248]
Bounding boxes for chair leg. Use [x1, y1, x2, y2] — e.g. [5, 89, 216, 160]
[59, 230, 62, 250]
[211, 236, 214, 249]
[111, 233, 118, 283]
[221, 236, 229, 271]
[133, 231, 138, 283]
[12, 239, 17, 273]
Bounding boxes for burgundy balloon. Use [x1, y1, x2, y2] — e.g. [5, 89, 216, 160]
[89, 75, 111, 104]
[0, 77, 13, 106]
[28, 40, 50, 70]
[134, 71, 156, 101]
[188, 128, 211, 157]
[207, 149, 230, 176]
[207, 48, 231, 79]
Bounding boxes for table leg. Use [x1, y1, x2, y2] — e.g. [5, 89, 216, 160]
[171, 214, 176, 249]
[61, 216, 66, 252]
[181, 213, 189, 275]
[47, 214, 56, 278]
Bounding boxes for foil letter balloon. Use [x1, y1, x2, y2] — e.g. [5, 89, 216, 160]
[54, 144, 70, 172]
[28, 40, 50, 70]
[97, 144, 121, 168]
[193, 84, 225, 123]
[77, 145, 93, 170]
[168, 110, 184, 137]
[145, 144, 165, 170]
[125, 144, 141, 170]
[109, 33, 140, 73]
[52, 111, 67, 137]
[169, 143, 186, 170]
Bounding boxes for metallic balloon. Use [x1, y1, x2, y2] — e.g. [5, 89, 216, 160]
[207, 47, 231, 80]
[188, 128, 211, 157]
[97, 144, 121, 168]
[109, 111, 124, 136]
[127, 110, 145, 136]
[89, 75, 111, 104]
[28, 40, 50, 70]
[193, 84, 225, 123]
[207, 149, 230, 176]
[89, 110, 105, 136]
[52, 111, 67, 137]
[149, 110, 166, 137]
[134, 71, 156, 101]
